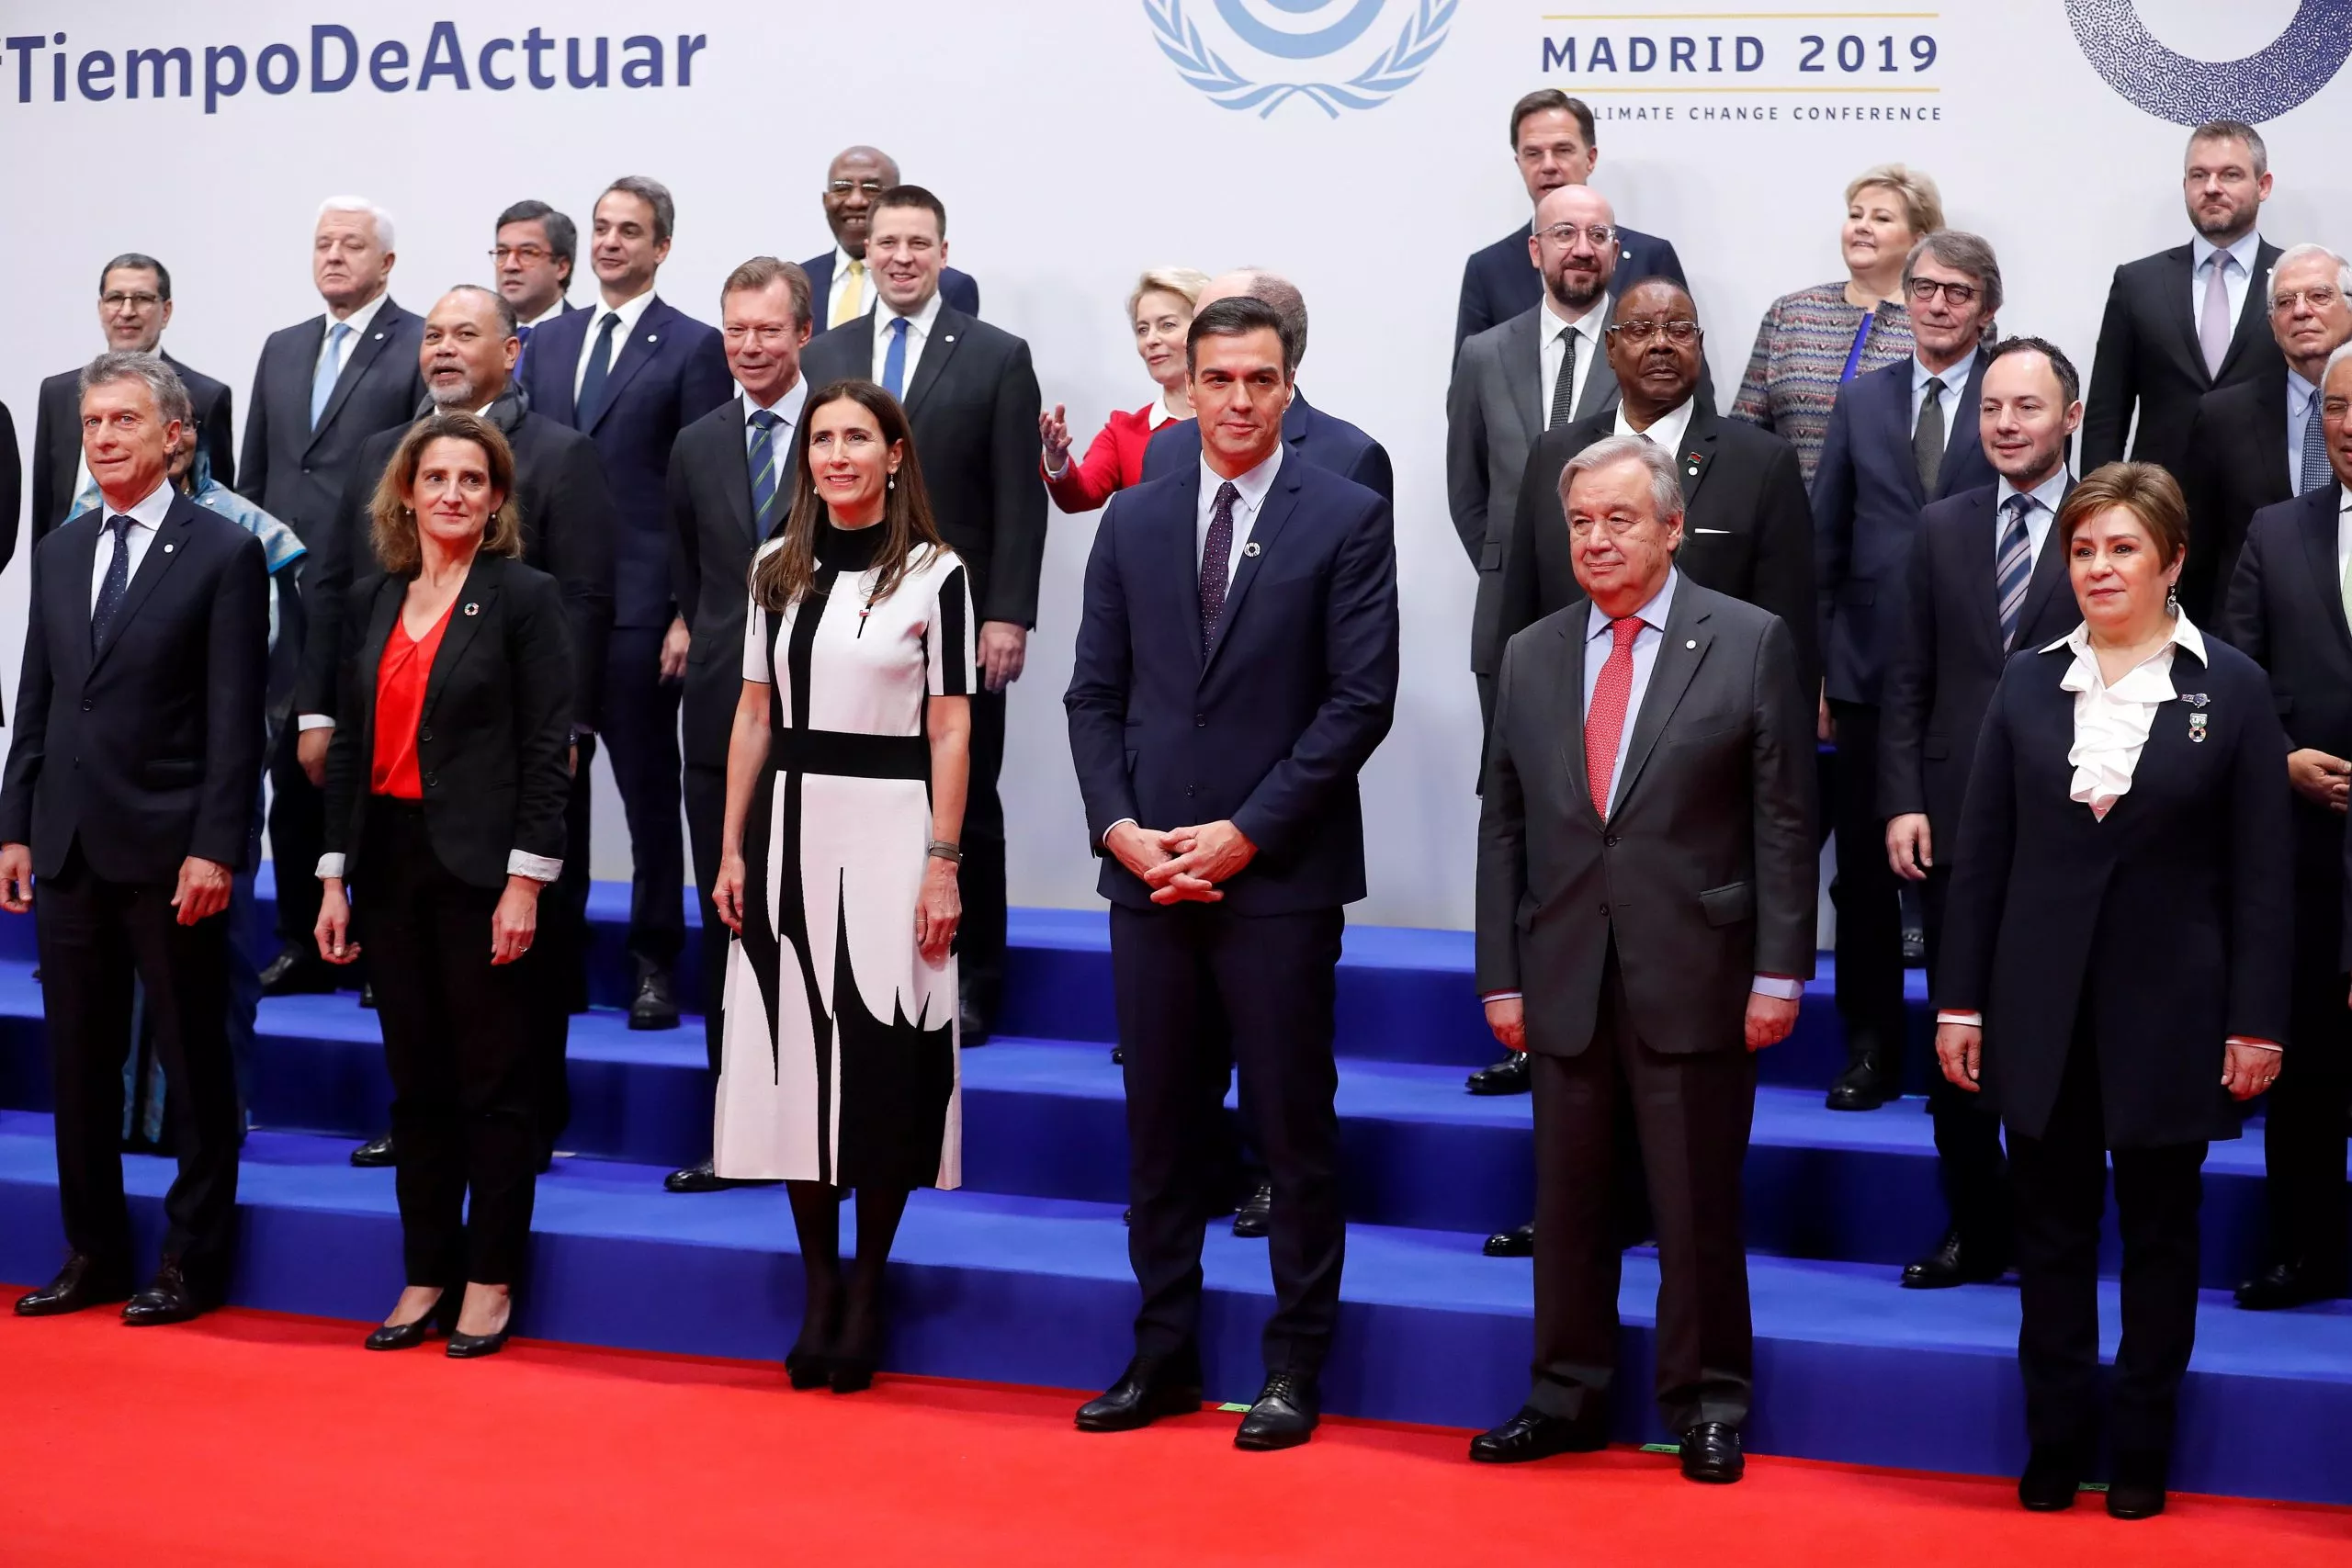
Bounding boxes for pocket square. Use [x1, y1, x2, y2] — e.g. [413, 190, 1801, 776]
[1690, 527, 1731, 535]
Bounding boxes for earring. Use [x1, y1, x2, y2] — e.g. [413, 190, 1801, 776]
[2166, 585, 2180, 616]
[888, 474, 896, 491]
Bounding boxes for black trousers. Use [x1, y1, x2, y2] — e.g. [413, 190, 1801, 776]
[684, 761, 729, 1077]
[1827, 700, 1906, 1053]
[532, 734, 594, 1153]
[39, 842, 241, 1280]
[1529, 945, 1756, 1432]
[602, 626, 685, 976]
[2008, 1031, 2206, 1460]
[359, 802, 541, 1287]
[1915, 866, 2011, 1251]
[1113, 901, 1344, 1379]
[2266, 950, 2351, 1281]
[268, 730, 325, 955]
[960, 683, 1008, 1018]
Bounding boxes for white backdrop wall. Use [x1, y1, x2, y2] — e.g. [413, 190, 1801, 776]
[2, 1, 2348, 930]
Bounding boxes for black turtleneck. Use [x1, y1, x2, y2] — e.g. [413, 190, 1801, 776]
[817, 517, 885, 573]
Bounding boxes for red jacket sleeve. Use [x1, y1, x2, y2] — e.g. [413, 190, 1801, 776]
[1046, 406, 1149, 514]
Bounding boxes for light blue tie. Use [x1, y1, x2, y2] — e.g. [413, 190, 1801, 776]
[882, 316, 910, 399]
[311, 321, 352, 429]
[1996, 494, 2034, 652]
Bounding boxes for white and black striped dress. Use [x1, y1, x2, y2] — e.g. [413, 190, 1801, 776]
[712, 523, 975, 1189]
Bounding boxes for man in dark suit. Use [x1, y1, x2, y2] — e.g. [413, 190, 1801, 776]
[1813, 230, 2002, 1112]
[803, 145, 978, 330]
[1881, 335, 2085, 1289]
[1454, 89, 1686, 357]
[1141, 271, 1393, 506]
[493, 198, 582, 378]
[2219, 340, 2352, 1313]
[661, 256, 814, 1194]
[2083, 118, 2285, 478]
[1470, 434, 1813, 1484]
[2179, 244, 2351, 622]
[517, 175, 732, 1030]
[27, 254, 235, 557]
[797, 185, 1044, 1042]
[4, 354, 268, 1326]
[297, 285, 617, 1168]
[1067, 296, 1397, 1451]
[242, 197, 427, 995]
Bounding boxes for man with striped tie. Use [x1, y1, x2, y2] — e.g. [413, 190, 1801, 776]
[661, 258, 816, 1193]
[1880, 335, 2084, 1289]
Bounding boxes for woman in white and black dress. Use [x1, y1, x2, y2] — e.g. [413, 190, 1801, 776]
[710, 378, 975, 1393]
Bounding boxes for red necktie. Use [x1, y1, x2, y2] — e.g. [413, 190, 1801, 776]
[1586, 616, 1642, 818]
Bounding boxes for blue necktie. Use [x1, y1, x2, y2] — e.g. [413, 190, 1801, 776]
[746, 409, 784, 535]
[882, 316, 910, 399]
[2301, 386, 2332, 497]
[575, 311, 620, 426]
[93, 515, 134, 652]
[1996, 494, 2034, 652]
[310, 321, 351, 430]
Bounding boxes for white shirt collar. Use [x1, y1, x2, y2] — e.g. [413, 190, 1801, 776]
[2290, 366, 2321, 405]
[1542, 289, 1604, 339]
[523, 299, 571, 328]
[2044, 613, 2206, 670]
[832, 243, 863, 278]
[1145, 388, 1184, 428]
[1996, 466, 2071, 515]
[1914, 344, 1976, 391]
[1587, 568, 1679, 640]
[880, 287, 945, 338]
[2191, 229, 2263, 276]
[593, 287, 659, 337]
[1201, 444, 1283, 511]
[1612, 396, 1695, 457]
[100, 476, 175, 528]
[743, 376, 809, 425]
[326, 289, 389, 339]
[2341, 488, 2352, 518]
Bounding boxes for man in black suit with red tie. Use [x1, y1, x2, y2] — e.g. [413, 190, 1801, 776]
[1881, 335, 2085, 1290]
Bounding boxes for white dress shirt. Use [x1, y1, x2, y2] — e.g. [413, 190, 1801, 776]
[2189, 229, 2263, 339]
[319, 289, 390, 386]
[2338, 487, 2352, 584]
[1195, 445, 1282, 592]
[88, 477, 174, 607]
[1992, 466, 2070, 570]
[1611, 394, 1695, 457]
[871, 288, 945, 389]
[826, 243, 872, 327]
[572, 287, 658, 403]
[1910, 344, 1976, 432]
[1540, 294, 1605, 429]
[741, 375, 809, 450]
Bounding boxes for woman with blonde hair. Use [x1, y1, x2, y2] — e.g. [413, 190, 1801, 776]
[1039, 265, 1211, 512]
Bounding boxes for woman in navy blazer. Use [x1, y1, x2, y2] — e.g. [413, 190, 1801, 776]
[1935, 464, 2290, 1520]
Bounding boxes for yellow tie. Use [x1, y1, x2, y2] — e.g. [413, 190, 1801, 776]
[831, 259, 865, 328]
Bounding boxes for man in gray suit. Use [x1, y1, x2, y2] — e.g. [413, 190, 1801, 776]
[1448, 184, 1623, 731]
[1467, 435, 1815, 1484]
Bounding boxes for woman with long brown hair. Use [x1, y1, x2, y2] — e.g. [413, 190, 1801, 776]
[709, 378, 975, 1393]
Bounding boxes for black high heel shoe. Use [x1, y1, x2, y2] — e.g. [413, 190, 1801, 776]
[829, 1293, 883, 1394]
[786, 1280, 844, 1390]
[446, 1292, 516, 1359]
[364, 1291, 458, 1351]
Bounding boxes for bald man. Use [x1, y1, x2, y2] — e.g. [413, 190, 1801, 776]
[801, 144, 980, 325]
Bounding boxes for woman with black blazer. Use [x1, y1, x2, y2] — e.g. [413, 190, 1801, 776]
[1935, 462, 2290, 1520]
[313, 411, 573, 1359]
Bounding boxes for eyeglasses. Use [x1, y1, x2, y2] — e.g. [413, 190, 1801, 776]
[490, 245, 554, 265]
[1538, 222, 1617, 251]
[1606, 319, 1701, 345]
[828, 178, 888, 197]
[1907, 277, 1979, 306]
[2273, 287, 2342, 313]
[101, 290, 162, 310]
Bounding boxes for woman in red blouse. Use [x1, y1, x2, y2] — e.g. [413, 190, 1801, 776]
[1039, 265, 1208, 512]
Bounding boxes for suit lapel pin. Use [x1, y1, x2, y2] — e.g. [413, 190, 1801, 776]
[944, 333, 956, 344]
[463, 603, 480, 617]
[647, 333, 660, 344]
[2188, 710, 2209, 742]
[1685, 639, 1697, 649]
[2181, 692, 2209, 707]
[163, 543, 175, 554]
[372, 332, 384, 341]
[1243, 542, 1261, 558]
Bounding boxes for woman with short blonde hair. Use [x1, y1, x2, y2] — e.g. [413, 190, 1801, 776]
[1038, 265, 1212, 513]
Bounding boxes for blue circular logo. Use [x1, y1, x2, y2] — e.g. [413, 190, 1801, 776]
[1148, 0, 1456, 118]
[2067, 0, 2352, 124]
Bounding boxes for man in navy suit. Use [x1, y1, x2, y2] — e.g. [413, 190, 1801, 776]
[493, 198, 582, 378]
[1067, 297, 1398, 1452]
[802, 145, 978, 329]
[517, 175, 732, 1030]
[1141, 271, 1392, 506]
[1454, 90, 1687, 358]
[1813, 230, 2001, 1113]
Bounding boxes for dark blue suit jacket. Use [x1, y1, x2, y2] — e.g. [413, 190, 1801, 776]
[513, 300, 586, 383]
[1138, 391, 1393, 509]
[517, 295, 731, 627]
[1454, 221, 1686, 356]
[1064, 457, 1398, 914]
[1814, 353, 1996, 705]
[801, 252, 979, 320]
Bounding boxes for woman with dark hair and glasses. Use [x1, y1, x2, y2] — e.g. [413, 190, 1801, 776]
[710, 378, 976, 1393]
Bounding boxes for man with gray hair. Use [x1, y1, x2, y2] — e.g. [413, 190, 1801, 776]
[242, 195, 427, 998]
[1472, 433, 1813, 1483]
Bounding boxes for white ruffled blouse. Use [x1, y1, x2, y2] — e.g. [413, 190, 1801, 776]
[2050, 615, 2205, 821]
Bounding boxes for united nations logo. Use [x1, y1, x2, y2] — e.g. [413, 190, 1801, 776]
[1147, 0, 1457, 118]
[2067, 0, 2352, 125]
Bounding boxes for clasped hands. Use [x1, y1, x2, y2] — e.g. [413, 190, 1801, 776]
[1105, 818, 1256, 904]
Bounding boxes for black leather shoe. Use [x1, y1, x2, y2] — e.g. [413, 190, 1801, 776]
[1234, 1372, 1319, 1450]
[1679, 1422, 1744, 1483]
[365, 1292, 458, 1350]
[1826, 1043, 1892, 1111]
[1469, 1405, 1607, 1463]
[1901, 1228, 2009, 1289]
[2106, 1450, 2168, 1519]
[1465, 1054, 1532, 1096]
[259, 946, 337, 996]
[666, 1159, 724, 1193]
[2017, 1444, 2083, 1511]
[359, 982, 378, 1010]
[350, 1133, 395, 1168]
[14, 1254, 132, 1316]
[2234, 1260, 2347, 1311]
[1111, 1045, 1124, 1066]
[1075, 1352, 1204, 1432]
[628, 970, 681, 1032]
[1484, 1222, 1534, 1258]
[122, 1260, 211, 1326]
[447, 1300, 515, 1359]
[960, 1004, 992, 1047]
[1231, 1182, 1273, 1238]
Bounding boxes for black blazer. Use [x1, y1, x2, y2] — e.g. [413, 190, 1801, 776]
[1937, 631, 2290, 1146]
[515, 295, 733, 629]
[1064, 457, 1398, 915]
[799, 304, 1047, 627]
[1879, 480, 2079, 849]
[1140, 389, 1395, 509]
[2222, 483, 2352, 970]
[800, 251, 979, 320]
[2082, 239, 2286, 477]
[1498, 401, 1817, 694]
[293, 392, 616, 731]
[0, 492, 268, 882]
[2179, 373, 2292, 623]
[1814, 353, 1996, 705]
[1453, 220, 1687, 357]
[322, 554, 573, 891]
[240, 299, 428, 541]
[668, 395, 775, 770]
[0, 400, 17, 594]
[27, 353, 235, 556]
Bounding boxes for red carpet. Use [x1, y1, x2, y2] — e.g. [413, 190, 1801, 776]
[0, 1307, 2344, 1567]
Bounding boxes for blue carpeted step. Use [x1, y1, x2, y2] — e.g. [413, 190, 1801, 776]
[0, 1109, 2343, 1506]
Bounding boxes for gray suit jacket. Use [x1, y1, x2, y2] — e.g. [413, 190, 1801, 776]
[1476, 578, 1816, 1055]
